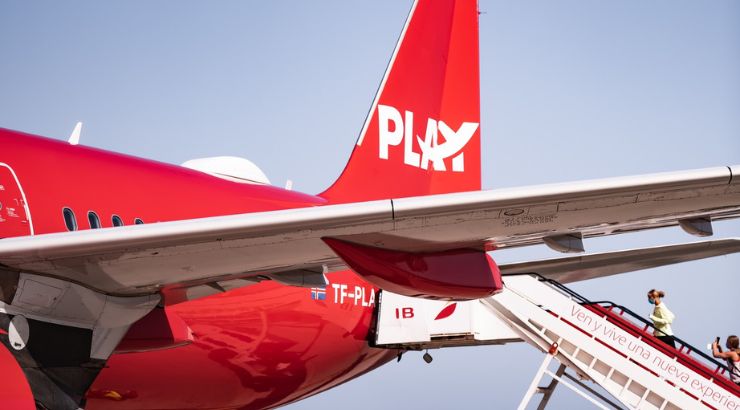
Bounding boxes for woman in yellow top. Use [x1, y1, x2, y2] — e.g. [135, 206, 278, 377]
[647, 289, 675, 348]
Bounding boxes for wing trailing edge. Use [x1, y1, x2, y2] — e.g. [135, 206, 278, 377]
[499, 238, 740, 283]
[0, 165, 737, 297]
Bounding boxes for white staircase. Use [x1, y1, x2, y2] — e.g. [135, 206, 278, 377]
[482, 274, 740, 410]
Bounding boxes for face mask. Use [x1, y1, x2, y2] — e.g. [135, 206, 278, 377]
[648, 298, 655, 305]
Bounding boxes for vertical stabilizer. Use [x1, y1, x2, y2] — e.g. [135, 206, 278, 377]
[320, 0, 481, 203]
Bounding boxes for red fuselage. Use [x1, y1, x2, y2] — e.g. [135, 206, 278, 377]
[0, 128, 397, 409]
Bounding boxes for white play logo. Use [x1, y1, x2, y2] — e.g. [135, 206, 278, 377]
[377, 104, 478, 172]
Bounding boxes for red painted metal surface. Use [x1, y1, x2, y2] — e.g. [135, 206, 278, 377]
[0, 345, 34, 410]
[323, 238, 503, 300]
[0, 165, 32, 238]
[0, 0, 485, 407]
[0, 129, 400, 409]
[319, 0, 481, 203]
[87, 270, 396, 410]
[114, 308, 193, 354]
[0, 124, 492, 409]
[0, 129, 325, 240]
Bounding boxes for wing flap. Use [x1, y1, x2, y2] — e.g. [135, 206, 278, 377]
[382, 166, 740, 250]
[499, 238, 740, 283]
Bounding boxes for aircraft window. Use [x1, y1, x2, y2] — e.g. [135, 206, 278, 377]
[134, 218, 144, 225]
[112, 215, 124, 227]
[88, 211, 101, 229]
[62, 207, 77, 231]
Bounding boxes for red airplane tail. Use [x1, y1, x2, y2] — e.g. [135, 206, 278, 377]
[320, 0, 481, 203]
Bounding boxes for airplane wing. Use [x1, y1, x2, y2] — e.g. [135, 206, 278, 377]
[0, 165, 738, 300]
[498, 237, 740, 283]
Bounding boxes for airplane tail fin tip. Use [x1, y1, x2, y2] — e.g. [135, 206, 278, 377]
[319, 0, 481, 203]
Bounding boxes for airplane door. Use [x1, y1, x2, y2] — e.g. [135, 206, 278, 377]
[0, 164, 33, 238]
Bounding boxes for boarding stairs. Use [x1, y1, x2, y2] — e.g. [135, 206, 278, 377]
[482, 274, 740, 410]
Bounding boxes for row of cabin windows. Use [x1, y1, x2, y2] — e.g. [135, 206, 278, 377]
[62, 207, 144, 231]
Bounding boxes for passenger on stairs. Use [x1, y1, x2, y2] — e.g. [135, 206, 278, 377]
[646, 289, 676, 348]
[712, 335, 740, 385]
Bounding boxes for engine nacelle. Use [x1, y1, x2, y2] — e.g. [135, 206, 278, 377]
[323, 238, 503, 300]
[181, 156, 270, 185]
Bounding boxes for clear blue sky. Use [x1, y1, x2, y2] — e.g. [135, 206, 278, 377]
[1, 1, 738, 408]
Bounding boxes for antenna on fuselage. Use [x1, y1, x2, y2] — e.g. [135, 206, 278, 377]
[68, 122, 83, 145]
[422, 350, 433, 364]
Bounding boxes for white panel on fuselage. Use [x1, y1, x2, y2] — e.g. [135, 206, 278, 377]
[375, 291, 520, 347]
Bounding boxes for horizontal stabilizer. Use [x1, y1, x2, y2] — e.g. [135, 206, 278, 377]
[499, 238, 740, 283]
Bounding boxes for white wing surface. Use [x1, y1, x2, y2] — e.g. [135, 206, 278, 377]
[0, 165, 738, 298]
